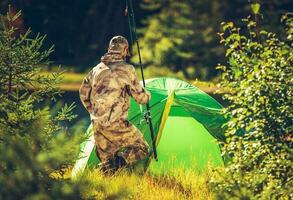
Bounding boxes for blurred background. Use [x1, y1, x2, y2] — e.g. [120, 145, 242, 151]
[0, 0, 291, 79]
[0, 0, 292, 127]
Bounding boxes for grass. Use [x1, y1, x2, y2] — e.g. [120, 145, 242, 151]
[43, 66, 221, 199]
[44, 66, 222, 199]
[78, 168, 215, 200]
[41, 69, 220, 93]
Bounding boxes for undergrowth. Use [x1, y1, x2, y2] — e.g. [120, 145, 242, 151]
[77, 168, 215, 200]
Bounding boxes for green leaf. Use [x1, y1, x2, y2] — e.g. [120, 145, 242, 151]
[251, 3, 260, 15]
[225, 48, 233, 57]
[260, 30, 268, 35]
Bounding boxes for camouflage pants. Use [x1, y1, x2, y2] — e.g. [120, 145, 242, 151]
[92, 120, 149, 165]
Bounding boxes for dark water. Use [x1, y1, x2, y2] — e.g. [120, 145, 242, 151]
[51, 91, 227, 131]
[50, 91, 90, 130]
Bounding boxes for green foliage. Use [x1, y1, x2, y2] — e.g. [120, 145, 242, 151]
[1, 0, 291, 76]
[79, 168, 214, 200]
[132, 0, 292, 80]
[210, 9, 293, 200]
[133, 0, 226, 80]
[251, 3, 261, 15]
[0, 8, 87, 199]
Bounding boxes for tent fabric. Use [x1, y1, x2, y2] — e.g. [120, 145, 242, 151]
[72, 77, 227, 177]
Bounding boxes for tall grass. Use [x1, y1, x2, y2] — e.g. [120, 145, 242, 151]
[77, 168, 215, 200]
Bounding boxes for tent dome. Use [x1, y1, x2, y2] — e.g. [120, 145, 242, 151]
[72, 77, 227, 177]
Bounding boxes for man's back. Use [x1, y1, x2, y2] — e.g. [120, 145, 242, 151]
[80, 61, 150, 127]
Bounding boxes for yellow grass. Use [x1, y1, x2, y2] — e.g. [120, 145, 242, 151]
[41, 71, 220, 93]
[77, 168, 215, 200]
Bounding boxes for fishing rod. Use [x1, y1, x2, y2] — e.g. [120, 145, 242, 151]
[125, 0, 158, 161]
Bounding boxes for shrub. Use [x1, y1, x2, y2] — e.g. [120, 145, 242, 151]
[210, 5, 293, 200]
[0, 8, 87, 199]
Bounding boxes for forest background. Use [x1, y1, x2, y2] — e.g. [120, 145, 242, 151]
[1, 0, 291, 82]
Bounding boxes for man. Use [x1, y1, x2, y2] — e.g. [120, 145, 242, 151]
[79, 36, 150, 173]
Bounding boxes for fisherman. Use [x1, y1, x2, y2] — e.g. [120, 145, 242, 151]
[79, 35, 150, 173]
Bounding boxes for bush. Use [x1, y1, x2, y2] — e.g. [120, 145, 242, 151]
[0, 8, 87, 199]
[210, 5, 293, 200]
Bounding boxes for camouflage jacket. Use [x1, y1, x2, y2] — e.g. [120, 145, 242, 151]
[79, 56, 150, 127]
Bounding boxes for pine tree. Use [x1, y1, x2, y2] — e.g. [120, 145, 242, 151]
[0, 8, 86, 199]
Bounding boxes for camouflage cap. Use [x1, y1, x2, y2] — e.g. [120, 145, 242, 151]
[108, 35, 129, 54]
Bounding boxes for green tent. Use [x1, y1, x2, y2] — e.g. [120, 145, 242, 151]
[72, 77, 227, 177]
